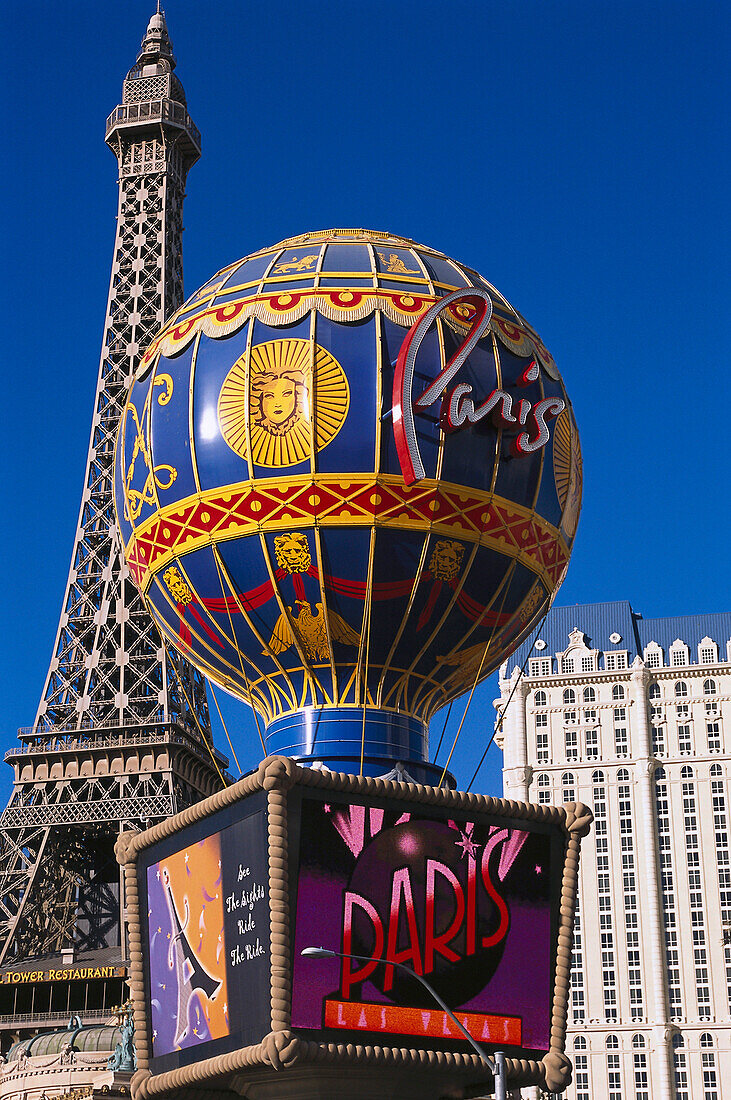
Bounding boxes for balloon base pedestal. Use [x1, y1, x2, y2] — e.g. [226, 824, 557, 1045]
[264, 707, 454, 787]
[119, 756, 589, 1100]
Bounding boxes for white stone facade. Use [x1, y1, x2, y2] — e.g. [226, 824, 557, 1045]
[500, 613, 730, 1100]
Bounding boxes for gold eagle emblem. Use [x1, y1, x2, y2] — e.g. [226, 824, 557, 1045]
[265, 600, 360, 661]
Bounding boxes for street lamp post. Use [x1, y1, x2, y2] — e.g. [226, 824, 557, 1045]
[301, 946, 508, 1100]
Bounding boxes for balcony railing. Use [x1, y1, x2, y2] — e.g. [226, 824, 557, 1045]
[105, 99, 201, 150]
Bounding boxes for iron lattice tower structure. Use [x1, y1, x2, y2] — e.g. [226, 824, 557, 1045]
[0, 10, 223, 973]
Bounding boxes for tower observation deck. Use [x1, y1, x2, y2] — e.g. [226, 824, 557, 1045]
[0, 9, 224, 1035]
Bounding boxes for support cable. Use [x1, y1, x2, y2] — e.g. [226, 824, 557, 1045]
[431, 700, 454, 766]
[164, 642, 229, 788]
[465, 608, 551, 793]
[208, 681, 243, 777]
[436, 562, 517, 789]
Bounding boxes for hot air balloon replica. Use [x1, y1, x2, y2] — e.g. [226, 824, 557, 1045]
[115, 228, 581, 783]
[116, 231, 589, 1100]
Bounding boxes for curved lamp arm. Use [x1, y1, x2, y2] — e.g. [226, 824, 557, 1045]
[301, 946, 507, 1100]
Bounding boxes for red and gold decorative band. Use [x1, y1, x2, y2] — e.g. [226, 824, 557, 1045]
[124, 474, 569, 594]
[137, 290, 439, 371]
[136, 289, 559, 380]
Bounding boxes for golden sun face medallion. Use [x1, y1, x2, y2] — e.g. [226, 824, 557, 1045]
[217, 338, 349, 467]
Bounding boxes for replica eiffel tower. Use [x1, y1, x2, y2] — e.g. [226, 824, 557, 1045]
[0, 9, 225, 1034]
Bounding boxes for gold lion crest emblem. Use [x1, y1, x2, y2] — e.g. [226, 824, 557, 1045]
[428, 540, 465, 582]
[274, 532, 312, 574]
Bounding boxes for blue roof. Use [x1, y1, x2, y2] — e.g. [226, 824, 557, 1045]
[505, 600, 731, 672]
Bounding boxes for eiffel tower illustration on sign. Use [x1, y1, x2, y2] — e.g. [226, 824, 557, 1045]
[0, 9, 226, 1033]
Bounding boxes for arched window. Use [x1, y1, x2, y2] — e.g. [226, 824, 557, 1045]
[672, 1034, 684, 1049]
[562, 772, 576, 801]
[632, 1034, 646, 1048]
[649, 682, 661, 700]
[674, 681, 688, 698]
[583, 686, 596, 703]
[606, 1034, 619, 1050]
[612, 684, 625, 700]
[703, 678, 717, 695]
[710, 763, 722, 777]
[700, 1032, 713, 1048]
[574, 1035, 587, 1050]
[656, 766, 666, 779]
[534, 689, 547, 706]
[617, 767, 630, 782]
[563, 688, 576, 704]
[681, 765, 693, 779]
[592, 769, 605, 785]
[536, 773, 551, 805]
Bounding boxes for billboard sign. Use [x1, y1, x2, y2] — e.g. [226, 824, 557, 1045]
[122, 759, 590, 1099]
[137, 790, 269, 1074]
[290, 792, 561, 1056]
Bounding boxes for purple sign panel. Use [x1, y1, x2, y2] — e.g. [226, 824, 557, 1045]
[291, 794, 560, 1054]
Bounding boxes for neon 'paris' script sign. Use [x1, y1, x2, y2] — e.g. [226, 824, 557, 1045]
[392, 289, 565, 486]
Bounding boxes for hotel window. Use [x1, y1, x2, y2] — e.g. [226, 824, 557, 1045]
[673, 1035, 689, 1100]
[614, 708, 628, 756]
[612, 684, 625, 700]
[670, 643, 689, 666]
[657, 767, 681, 1013]
[682, 777, 711, 1016]
[633, 1034, 649, 1100]
[536, 773, 551, 804]
[562, 772, 576, 802]
[565, 730, 578, 760]
[564, 709, 577, 725]
[707, 721, 721, 752]
[570, 894, 586, 1021]
[535, 713, 548, 762]
[618, 773, 643, 1017]
[678, 724, 692, 753]
[573, 1037, 590, 1100]
[592, 772, 617, 1019]
[583, 686, 596, 703]
[561, 655, 574, 674]
[585, 729, 599, 759]
[563, 688, 576, 704]
[606, 1037, 623, 1100]
[534, 689, 547, 706]
[649, 682, 661, 700]
[703, 678, 717, 695]
[652, 723, 665, 755]
[530, 657, 552, 676]
[710, 764, 731, 1010]
[700, 1033, 718, 1100]
[581, 655, 594, 672]
[604, 651, 627, 670]
[699, 639, 718, 664]
[644, 645, 662, 667]
[584, 708, 597, 724]
[674, 680, 688, 698]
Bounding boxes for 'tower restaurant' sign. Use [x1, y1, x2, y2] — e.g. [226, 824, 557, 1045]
[121, 758, 590, 1099]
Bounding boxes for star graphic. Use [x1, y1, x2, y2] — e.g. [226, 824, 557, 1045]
[184, 852, 189, 863]
[535, 864, 543, 875]
[455, 825, 480, 860]
[323, 804, 331, 813]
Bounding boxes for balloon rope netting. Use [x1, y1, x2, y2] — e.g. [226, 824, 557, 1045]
[436, 557, 519, 788]
[464, 604, 552, 793]
[164, 639, 229, 788]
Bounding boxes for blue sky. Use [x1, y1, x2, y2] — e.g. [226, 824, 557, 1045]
[1, 0, 729, 799]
